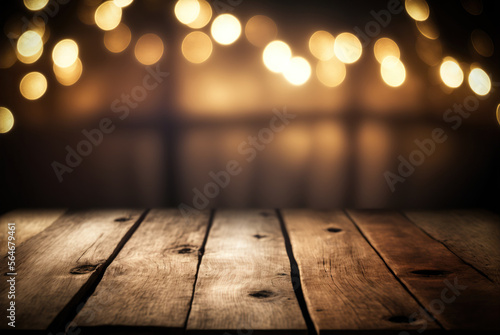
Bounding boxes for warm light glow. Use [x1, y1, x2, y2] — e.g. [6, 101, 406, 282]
[381, 56, 406, 87]
[54, 58, 83, 86]
[17, 31, 43, 58]
[16, 47, 42, 64]
[469, 68, 491, 96]
[440, 59, 463, 88]
[211, 14, 241, 45]
[113, 0, 133, 7]
[497, 104, 500, 126]
[0, 47, 17, 69]
[24, 0, 49, 11]
[263, 40, 292, 73]
[405, 0, 430, 21]
[309, 30, 335, 61]
[245, 15, 277, 48]
[187, 0, 212, 29]
[373, 38, 400, 64]
[52, 39, 79, 68]
[104, 23, 131, 53]
[182, 31, 213, 64]
[462, 0, 482, 15]
[471, 29, 494, 57]
[415, 36, 442, 66]
[175, 0, 200, 25]
[0, 107, 14, 134]
[20, 72, 47, 100]
[416, 20, 439, 39]
[95, 1, 122, 31]
[135, 33, 164, 65]
[283, 57, 311, 86]
[334, 33, 362, 64]
[316, 57, 346, 87]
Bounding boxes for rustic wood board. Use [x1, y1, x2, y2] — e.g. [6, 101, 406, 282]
[347, 210, 500, 331]
[0, 209, 145, 331]
[282, 209, 439, 335]
[186, 209, 307, 334]
[0, 209, 65, 255]
[404, 210, 500, 285]
[74, 209, 210, 334]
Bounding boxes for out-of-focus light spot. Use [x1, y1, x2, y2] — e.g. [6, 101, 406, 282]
[95, 1, 122, 31]
[0, 46, 17, 69]
[471, 29, 494, 57]
[245, 15, 277, 48]
[17, 46, 42, 64]
[416, 35, 442, 66]
[461, 0, 483, 15]
[334, 32, 362, 64]
[373, 38, 400, 64]
[24, 0, 49, 11]
[54, 58, 83, 86]
[211, 14, 241, 45]
[182, 31, 212, 64]
[309, 30, 335, 61]
[134, 33, 164, 65]
[104, 23, 131, 53]
[440, 59, 463, 88]
[175, 0, 200, 25]
[187, 0, 212, 29]
[283, 57, 311, 86]
[416, 19, 439, 39]
[78, 0, 100, 25]
[405, 0, 430, 21]
[496, 104, 500, 126]
[381, 56, 406, 87]
[316, 57, 346, 87]
[17, 31, 43, 57]
[114, 0, 133, 8]
[0, 107, 14, 134]
[263, 40, 292, 73]
[52, 39, 79, 68]
[469, 67, 491, 96]
[20, 72, 47, 100]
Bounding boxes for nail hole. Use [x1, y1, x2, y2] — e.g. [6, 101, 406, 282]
[249, 290, 274, 298]
[114, 216, 131, 222]
[178, 248, 194, 254]
[327, 228, 342, 233]
[253, 234, 267, 239]
[278, 273, 287, 276]
[388, 316, 412, 324]
[411, 270, 452, 277]
[70, 264, 99, 275]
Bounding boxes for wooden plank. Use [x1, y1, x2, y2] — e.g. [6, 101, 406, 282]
[187, 209, 307, 334]
[404, 210, 500, 285]
[0, 209, 145, 331]
[282, 209, 439, 335]
[0, 209, 65, 255]
[74, 209, 210, 334]
[347, 210, 500, 331]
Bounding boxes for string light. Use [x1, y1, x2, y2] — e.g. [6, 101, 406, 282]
[211, 14, 241, 45]
[263, 40, 292, 73]
[283, 57, 311, 86]
[135, 33, 164, 65]
[182, 31, 213, 64]
[175, 0, 200, 25]
[334, 33, 362, 64]
[381, 56, 406, 87]
[373, 38, 400, 64]
[20, 72, 47, 100]
[0, 107, 14, 134]
[309, 31, 335, 61]
[95, 1, 122, 31]
[469, 67, 491, 96]
[52, 39, 79, 68]
[440, 58, 463, 88]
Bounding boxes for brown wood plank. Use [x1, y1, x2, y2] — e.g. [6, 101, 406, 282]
[74, 209, 210, 334]
[404, 210, 500, 285]
[282, 209, 439, 335]
[186, 209, 307, 334]
[0, 209, 66, 255]
[0, 209, 145, 331]
[347, 210, 500, 331]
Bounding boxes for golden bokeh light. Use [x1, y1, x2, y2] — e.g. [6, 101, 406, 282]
[373, 38, 400, 64]
[20, 72, 47, 100]
[263, 40, 292, 73]
[95, 1, 122, 31]
[104, 23, 131, 53]
[468, 67, 491, 96]
[134, 33, 164, 65]
[52, 39, 79, 68]
[309, 30, 335, 61]
[316, 57, 346, 87]
[497, 104, 500, 126]
[182, 31, 213, 64]
[283, 56, 311, 86]
[211, 14, 241, 45]
[114, 0, 133, 7]
[17, 46, 43, 64]
[415, 35, 442, 66]
[24, 0, 49, 11]
[381, 56, 406, 87]
[440, 59, 463, 88]
[54, 58, 83, 86]
[175, 0, 200, 25]
[471, 29, 494, 57]
[17, 31, 43, 58]
[334, 32, 362, 64]
[405, 0, 430, 21]
[416, 19, 439, 39]
[0, 107, 14, 134]
[187, 0, 212, 29]
[245, 15, 277, 48]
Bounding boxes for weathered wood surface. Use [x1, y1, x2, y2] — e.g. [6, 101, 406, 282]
[282, 209, 439, 334]
[186, 209, 307, 334]
[404, 210, 500, 285]
[0, 209, 65, 255]
[74, 209, 210, 333]
[348, 210, 500, 331]
[0, 209, 144, 330]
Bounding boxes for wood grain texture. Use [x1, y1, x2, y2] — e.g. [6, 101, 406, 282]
[187, 209, 307, 334]
[0, 209, 144, 330]
[282, 209, 439, 335]
[74, 209, 210, 333]
[0, 209, 65, 255]
[348, 210, 500, 331]
[404, 210, 500, 285]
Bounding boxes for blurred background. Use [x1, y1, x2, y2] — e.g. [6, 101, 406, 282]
[0, 0, 499, 212]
